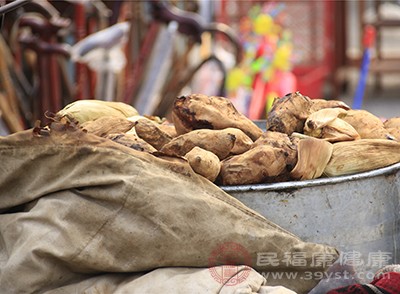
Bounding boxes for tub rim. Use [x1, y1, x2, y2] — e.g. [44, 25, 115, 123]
[221, 162, 400, 192]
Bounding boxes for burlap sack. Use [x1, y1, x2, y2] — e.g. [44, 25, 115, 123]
[0, 124, 339, 293]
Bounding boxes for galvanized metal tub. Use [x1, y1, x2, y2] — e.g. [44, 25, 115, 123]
[221, 162, 400, 284]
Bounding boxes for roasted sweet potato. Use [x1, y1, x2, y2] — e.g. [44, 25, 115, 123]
[267, 92, 351, 136]
[342, 110, 393, 139]
[266, 92, 312, 135]
[134, 118, 172, 150]
[387, 128, 400, 141]
[252, 131, 294, 149]
[172, 94, 263, 141]
[160, 128, 236, 160]
[158, 123, 178, 138]
[309, 99, 350, 113]
[252, 131, 298, 173]
[384, 117, 400, 129]
[219, 145, 289, 185]
[384, 117, 400, 140]
[185, 147, 221, 182]
[223, 128, 253, 154]
[106, 133, 157, 153]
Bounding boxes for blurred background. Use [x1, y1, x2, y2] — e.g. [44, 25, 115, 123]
[0, 0, 399, 135]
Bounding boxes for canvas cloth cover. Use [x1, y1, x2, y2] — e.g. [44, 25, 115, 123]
[0, 123, 339, 293]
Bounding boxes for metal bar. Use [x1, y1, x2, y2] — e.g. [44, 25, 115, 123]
[221, 161, 400, 192]
[0, 0, 31, 14]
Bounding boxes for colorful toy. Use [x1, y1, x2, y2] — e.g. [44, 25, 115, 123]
[226, 3, 296, 119]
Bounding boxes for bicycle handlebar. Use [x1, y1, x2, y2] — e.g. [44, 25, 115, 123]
[71, 22, 130, 59]
[19, 34, 70, 57]
[19, 15, 70, 37]
[150, 1, 205, 43]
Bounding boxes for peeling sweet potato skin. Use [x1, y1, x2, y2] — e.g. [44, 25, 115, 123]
[172, 94, 263, 141]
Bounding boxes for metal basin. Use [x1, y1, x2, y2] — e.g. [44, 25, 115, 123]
[222, 162, 400, 283]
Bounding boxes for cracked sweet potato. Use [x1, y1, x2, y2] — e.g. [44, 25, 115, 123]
[172, 94, 262, 141]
